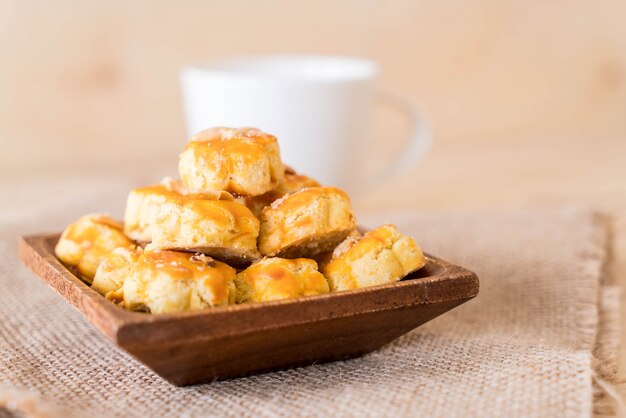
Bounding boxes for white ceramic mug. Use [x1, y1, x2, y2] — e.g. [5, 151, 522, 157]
[181, 55, 430, 191]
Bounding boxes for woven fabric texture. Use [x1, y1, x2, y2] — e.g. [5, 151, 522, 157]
[0, 200, 618, 418]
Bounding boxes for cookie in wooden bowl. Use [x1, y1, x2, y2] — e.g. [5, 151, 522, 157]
[179, 127, 284, 196]
[122, 251, 237, 314]
[20, 230, 479, 385]
[19, 123, 480, 385]
[235, 257, 329, 303]
[54, 214, 134, 283]
[258, 186, 356, 258]
[124, 177, 230, 243]
[146, 193, 261, 267]
[321, 224, 426, 291]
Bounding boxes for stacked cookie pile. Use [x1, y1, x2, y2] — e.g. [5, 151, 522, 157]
[55, 128, 426, 314]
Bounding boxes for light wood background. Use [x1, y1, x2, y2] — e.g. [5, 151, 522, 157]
[1, 0, 626, 390]
[1, 0, 625, 172]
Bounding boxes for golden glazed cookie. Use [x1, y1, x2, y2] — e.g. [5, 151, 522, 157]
[258, 187, 357, 258]
[179, 127, 285, 196]
[54, 214, 134, 283]
[122, 251, 236, 314]
[146, 194, 261, 266]
[123, 177, 232, 243]
[321, 224, 426, 291]
[92, 246, 142, 301]
[235, 257, 329, 303]
[241, 167, 321, 217]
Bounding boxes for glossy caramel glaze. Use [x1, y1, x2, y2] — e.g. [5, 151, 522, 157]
[258, 186, 356, 257]
[268, 187, 349, 212]
[235, 257, 329, 303]
[147, 195, 261, 263]
[54, 214, 134, 283]
[124, 178, 235, 242]
[139, 251, 228, 280]
[183, 199, 257, 233]
[123, 250, 237, 314]
[179, 127, 284, 196]
[322, 224, 426, 291]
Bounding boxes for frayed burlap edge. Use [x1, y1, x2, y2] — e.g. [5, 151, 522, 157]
[593, 213, 626, 418]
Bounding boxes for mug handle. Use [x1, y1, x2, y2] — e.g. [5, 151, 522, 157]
[365, 88, 432, 184]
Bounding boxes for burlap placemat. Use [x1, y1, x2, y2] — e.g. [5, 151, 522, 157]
[0, 200, 622, 417]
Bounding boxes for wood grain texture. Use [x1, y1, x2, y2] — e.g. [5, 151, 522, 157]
[1, 0, 624, 172]
[18, 233, 479, 386]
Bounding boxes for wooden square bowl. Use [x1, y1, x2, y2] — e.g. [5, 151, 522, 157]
[18, 233, 479, 386]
